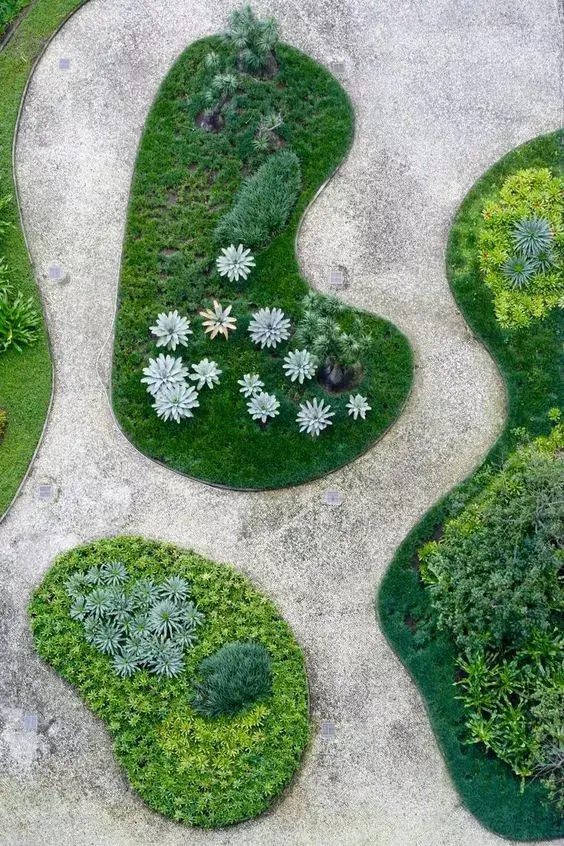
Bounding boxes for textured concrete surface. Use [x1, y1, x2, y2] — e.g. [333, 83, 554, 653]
[1, 0, 561, 842]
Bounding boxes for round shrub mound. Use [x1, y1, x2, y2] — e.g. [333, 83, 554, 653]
[29, 537, 309, 828]
[112, 36, 412, 489]
[192, 641, 272, 717]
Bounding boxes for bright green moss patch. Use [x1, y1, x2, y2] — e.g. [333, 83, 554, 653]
[378, 131, 564, 840]
[112, 37, 412, 489]
[30, 536, 309, 828]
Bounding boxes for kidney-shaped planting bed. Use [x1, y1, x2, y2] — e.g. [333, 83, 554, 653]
[112, 33, 412, 489]
[30, 536, 309, 828]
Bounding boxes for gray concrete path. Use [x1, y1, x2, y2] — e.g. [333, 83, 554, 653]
[1, 0, 561, 843]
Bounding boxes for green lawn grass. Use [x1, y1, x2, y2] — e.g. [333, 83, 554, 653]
[377, 130, 564, 840]
[113, 38, 413, 489]
[30, 536, 310, 828]
[0, 0, 85, 517]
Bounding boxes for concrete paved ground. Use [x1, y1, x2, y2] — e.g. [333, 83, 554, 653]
[1, 0, 561, 843]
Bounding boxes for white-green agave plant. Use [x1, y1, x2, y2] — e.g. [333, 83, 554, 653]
[283, 348, 317, 383]
[149, 310, 192, 350]
[141, 354, 188, 396]
[346, 393, 371, 420]
[189, 358, 222, 390]
[248, 307, 291, 349]
[296, 397, 334, 437]
[238, 373, 264, 397]
[153, 382, 200, 423]
[247, 390, 280, 423]
[216, 243, 255, 282]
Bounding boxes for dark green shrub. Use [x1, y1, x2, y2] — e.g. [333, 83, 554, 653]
[192, 641, 272, 717]
[0, 0, 26, 39]
[214, 149, 301, 248]
[0, 278, 41, 353]
[419, 427, 564, 652]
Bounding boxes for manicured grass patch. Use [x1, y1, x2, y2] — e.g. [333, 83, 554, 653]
[113, 38, 412, 489]
[0, 0, 85, 516]
[377, 131, 564, 840]
[30, 536, 309, 828]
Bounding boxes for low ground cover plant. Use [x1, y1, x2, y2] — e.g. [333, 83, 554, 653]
[30, 537, 309, 828]
[378, 131, 564, 840]
[113, 11, 412, 488]
[479, 168, 563, 328]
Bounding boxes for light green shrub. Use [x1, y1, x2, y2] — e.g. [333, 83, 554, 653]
[214, 149, 301, 247]
[479, 168, 563, 328]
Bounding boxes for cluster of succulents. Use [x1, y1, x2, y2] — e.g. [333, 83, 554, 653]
[502, 216, 556, 289]
[65, 564, 205, 678]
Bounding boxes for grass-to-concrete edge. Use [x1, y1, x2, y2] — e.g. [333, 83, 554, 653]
[0, 0, 88, 523]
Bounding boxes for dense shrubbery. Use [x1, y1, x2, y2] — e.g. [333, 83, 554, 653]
[479, 168, 563, 328]
[420, 425, 564, 810]
[192, 641, 272, 717]
[214, 149, 301, 248]
[30, 537, 309, 827]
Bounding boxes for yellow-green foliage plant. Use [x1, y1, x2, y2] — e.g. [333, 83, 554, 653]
[479, 168, 563, 328]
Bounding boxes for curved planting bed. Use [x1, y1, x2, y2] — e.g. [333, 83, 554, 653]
[378, 131, 563, 840]
[0, 0, 83, 516]
[30, 536, 309, 827]
[112, 26, 412, 489]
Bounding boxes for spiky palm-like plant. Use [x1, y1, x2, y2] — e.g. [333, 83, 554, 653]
[159, 576, 191, 603]
[189, 358, 222, 390]
[181, 601, 206, 629]
[64, 572, 89, 598]
[223, 5, 279, 77]
[84, 587, 112, 619]
[531, 248, 556, 274]
[84, 565, 102, 585]
[247, 390, 280, 424]
[216, 244, 255, 282]
[92, 621, 122, 655]
[173, 626, 199, 650]
[149, 641, 185, 679]
[346, 393, 372, 420]
[296, 397, 335, 437]
[153, 382, 200, 423]
[148, 599, 183, 639]
[283, 349, 317, 384]
[502, 255, 536, 289]
[69, 595, 88, 621]
[149, 310, 192, 351]
[100, 561, 128, 586]
[141, 354, 188, 396]
[199, 300, 237, 339]
[238, 373, 264, 397]
[295, 293, 370, 389]
[248, 307, 291, 349]
[512, 216, 553, 257]
[112, 651, 140, 678]
[129, 578, 160, 610]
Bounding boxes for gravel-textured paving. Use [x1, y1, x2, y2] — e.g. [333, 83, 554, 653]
[1, 0, 561, 843]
